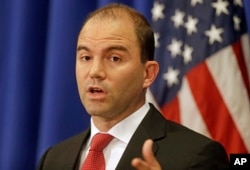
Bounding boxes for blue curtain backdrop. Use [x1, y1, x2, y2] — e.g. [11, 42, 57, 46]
[0, 0, 249, 169]
[0, 0, 153, 169]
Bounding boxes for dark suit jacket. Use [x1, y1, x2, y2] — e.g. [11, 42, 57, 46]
[37, 104, 229, 170]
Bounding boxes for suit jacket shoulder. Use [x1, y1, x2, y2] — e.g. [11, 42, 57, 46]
[37, 129, 90, 170]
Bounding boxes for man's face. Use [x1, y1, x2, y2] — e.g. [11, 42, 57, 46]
[76, 15, 150, 122]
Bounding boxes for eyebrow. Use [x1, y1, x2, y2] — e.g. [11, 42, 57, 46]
[77, 45, 89, 52]
[77, 45, 128, 53]
[105, 45, 128, 52]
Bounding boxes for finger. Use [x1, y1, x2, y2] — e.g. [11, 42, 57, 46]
[142, 139, 160, 167]
[131, 157, 151, 170]
[131, 139, 161, 170]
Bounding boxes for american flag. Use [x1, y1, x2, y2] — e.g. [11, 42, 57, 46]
[149, 0, 250, 155]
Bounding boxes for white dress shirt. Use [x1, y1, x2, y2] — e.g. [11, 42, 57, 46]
[79, 102, 150, 170]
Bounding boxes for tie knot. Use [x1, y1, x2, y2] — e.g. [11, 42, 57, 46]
[90, 133, 113, 152]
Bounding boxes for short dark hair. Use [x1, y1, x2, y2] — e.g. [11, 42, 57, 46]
[82, 3, 155, 63]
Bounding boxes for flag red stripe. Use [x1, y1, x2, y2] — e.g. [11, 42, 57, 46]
[232, 40, 250, 99]
[161, 96, 180, 123]
[186, 62, 248, 154]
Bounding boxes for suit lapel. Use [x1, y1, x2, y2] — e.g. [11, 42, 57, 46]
[115, 104, 166, 169]
[63, 128, 90, 170]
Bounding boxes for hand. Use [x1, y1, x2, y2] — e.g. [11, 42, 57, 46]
[131, 139, 161, 170]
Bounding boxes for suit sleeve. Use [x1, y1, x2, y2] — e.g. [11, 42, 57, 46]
[189, 141, 229, 170]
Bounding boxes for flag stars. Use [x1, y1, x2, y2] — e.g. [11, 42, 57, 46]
[151, 1, 165, 21]
[171, 9, 185, 28]
[233, 15, 241, 31]
[167, 38, 183, 57]
[211, 0, 229, 16]
[205, 24, 224, 45]
[191, 0, 204, 6]
[185, 15, 198, 35]
[163, 67, 180, 87]
[234, 0, 243, 7]
[183, 44, 193, 64]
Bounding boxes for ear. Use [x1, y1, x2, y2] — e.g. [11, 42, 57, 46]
[143, 61, 159, 88]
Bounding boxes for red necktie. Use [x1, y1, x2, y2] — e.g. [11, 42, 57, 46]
[81, 133, 114, 170]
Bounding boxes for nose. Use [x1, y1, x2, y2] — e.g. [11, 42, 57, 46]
[89, 58, 106, 79]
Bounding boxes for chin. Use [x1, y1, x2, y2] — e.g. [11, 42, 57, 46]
[83, 100, 111, 115]
[86, 106, 108, 116]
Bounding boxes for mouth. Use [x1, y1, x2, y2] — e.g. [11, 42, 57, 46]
[88, 86, 104, 93]
[87, 86, 107, 99]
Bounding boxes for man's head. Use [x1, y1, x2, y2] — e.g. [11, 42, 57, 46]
[76, 3, 159, 129]
[82, 3, 155, 63]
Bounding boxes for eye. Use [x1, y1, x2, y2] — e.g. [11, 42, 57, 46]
[81, 56, 92, 61]
[109, 55, 121, 62]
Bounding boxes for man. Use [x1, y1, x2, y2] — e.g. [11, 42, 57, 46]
[37, 3, 229, 170]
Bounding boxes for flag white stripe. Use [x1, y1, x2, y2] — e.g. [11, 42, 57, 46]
[206, 45, 250, 152]
[146, 88, 160, 111]
[178, 77, 211, 138]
